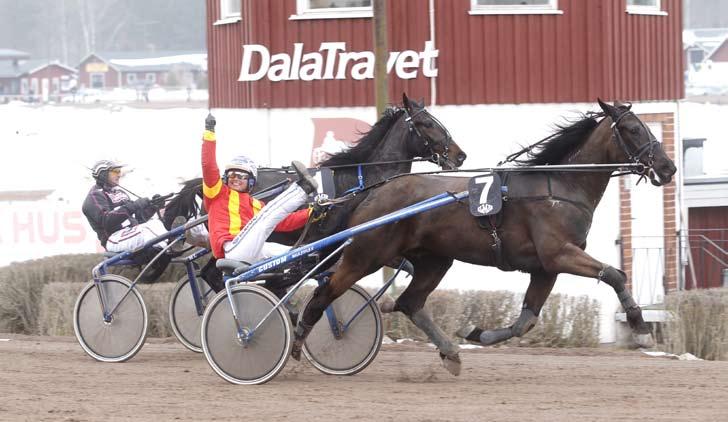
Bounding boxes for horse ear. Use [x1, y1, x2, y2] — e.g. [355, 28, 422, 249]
[418, 97, 425, 108]
[402, 93, 412, 112]
[614, 100, 632, 111]
[597, 98, 619, 119]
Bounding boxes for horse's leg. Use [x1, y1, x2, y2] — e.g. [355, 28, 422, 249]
[392, 255, 462, 376]
[377, 257, 413, 314]
[457, 271, 557, 346]
[541, 242, 653, 348]
[291, 253, 379, 361]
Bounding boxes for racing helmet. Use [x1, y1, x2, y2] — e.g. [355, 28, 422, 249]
[91, 159, 125, 183]
[224, 155, 258, 185]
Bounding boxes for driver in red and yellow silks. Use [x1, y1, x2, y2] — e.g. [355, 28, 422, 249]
[201, 113, 318, 264]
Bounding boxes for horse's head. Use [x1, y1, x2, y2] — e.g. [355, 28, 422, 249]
[402, 93, 466, 170]
[162, 177, 204, 230]
[598, 99, 676, 186]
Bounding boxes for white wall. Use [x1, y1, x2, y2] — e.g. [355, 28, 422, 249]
[0, 100, 678, 342]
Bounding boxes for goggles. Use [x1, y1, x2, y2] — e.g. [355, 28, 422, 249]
[227, 171, 250, 181]
[109, 168, 122, 175]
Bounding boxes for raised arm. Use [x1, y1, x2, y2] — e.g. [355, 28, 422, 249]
[201, 114, 222, 199]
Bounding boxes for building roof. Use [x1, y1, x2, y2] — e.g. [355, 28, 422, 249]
[79, 51, 207, 73]
[683, 28, 728, 53]
[0, 48, 30, 60]
[0, 59, 76, 78]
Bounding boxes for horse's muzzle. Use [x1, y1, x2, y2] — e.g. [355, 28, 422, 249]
[650, 161, 676, 186]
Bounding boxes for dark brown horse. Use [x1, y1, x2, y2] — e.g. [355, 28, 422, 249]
[293, 100, 677, 375]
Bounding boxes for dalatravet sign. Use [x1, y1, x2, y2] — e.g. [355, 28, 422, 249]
[238, 41, 438, 82]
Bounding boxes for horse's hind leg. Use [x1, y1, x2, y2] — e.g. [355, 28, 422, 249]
[457, 271, 557, 346]
[291, 252, 379, 361]
[377, 257, 414, 314]
[392, 255, 462, 376]
[542, 243, 654, 348]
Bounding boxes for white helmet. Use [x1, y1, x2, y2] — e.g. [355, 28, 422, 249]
[91, 159, 125, 181]
[224, 155, 258, 180]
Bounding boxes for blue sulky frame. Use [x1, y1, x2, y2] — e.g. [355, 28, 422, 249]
[222, 190, 470, 344]
[91, 216, 209, 322]
[90, 179, 293, 324]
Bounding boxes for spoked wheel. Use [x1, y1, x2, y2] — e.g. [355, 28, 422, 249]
[302, 285, 383, 376]
[73, 275, 148, 362]
[168, 273, 214, 353]
[201, 284, 293, 385]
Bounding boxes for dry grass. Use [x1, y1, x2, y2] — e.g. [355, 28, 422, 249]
[2, 255, 600, 347]
[0, 254, 186, 334]
[383, 289, 600, 348]
[663, 289, 728, 360]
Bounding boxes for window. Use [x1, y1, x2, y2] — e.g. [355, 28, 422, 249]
[52, 77, 60, 94]
[626, 0, 666, 16]
[470, 0, 562, 15]
[215, 0, 241, 25]
[145, 73, 156, 84]
[90, 73, 105, 89]
[20, 78, 28, 95]
[126, 73, 137, 85]
[291, 0, 372, 20]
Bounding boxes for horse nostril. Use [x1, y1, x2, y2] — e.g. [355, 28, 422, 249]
[457, 152, 467, 164]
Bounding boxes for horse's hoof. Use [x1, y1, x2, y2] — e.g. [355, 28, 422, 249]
[377, 294, 396, 314]
[440, 353, 461, 376]
[291, 341, 303, 361]
[633, 332, 655, 349]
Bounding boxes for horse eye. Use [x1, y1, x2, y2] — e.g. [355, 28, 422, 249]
[630, 127, 640, 135]
[422, 121, 434, 128]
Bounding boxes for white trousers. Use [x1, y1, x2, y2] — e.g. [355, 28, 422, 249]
[224, 184, 308, 264]
[106, 219, 168, 252]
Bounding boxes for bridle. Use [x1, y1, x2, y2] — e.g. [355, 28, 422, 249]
[403, 107, 456, 167]
[610, 109, 659, 175]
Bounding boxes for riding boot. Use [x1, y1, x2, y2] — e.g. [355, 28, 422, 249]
[291, 161, 318, 194]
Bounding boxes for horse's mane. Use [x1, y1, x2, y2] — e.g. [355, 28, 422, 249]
[320, 107, 405, 167]
[516, 112, 606, 166]
[162, 177, 203, 229]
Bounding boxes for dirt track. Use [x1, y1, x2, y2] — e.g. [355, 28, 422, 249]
[1, 335, 727, 422]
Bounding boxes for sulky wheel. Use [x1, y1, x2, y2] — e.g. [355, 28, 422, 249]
[73, 274, 148, 362]
[302, 285, 383, 376]
[201, 284, 293, 385]
[168, 273, 214, 353]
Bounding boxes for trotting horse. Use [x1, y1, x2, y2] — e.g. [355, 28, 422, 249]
[292, 99, 677, 375]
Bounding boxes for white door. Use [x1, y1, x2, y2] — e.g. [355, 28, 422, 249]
[41, 78, 49, 102]
[630, 122, 665, 306]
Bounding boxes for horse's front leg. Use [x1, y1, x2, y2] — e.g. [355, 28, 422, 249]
[392, 255, 462, 376]
[541, 242, 654, 348]
[457, 271, 557, 346]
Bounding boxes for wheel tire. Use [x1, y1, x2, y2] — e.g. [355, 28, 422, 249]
[302, 285, 383, 376]
[201, 284, 292, 385]
[73, 275, 148, 362]
[168, 273, 214, 353]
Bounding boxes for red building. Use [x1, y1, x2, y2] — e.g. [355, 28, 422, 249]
[206, 0, 683, 109]
[0, 53, 76, 102]
[205, 0, 685, 303]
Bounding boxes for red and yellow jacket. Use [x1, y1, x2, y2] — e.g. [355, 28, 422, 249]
[201, 130, 309, 258]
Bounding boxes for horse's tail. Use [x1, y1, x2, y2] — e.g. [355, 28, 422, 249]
[163, 177, 204, 229]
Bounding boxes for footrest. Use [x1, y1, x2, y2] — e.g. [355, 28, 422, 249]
[216, 258, 250, 275]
